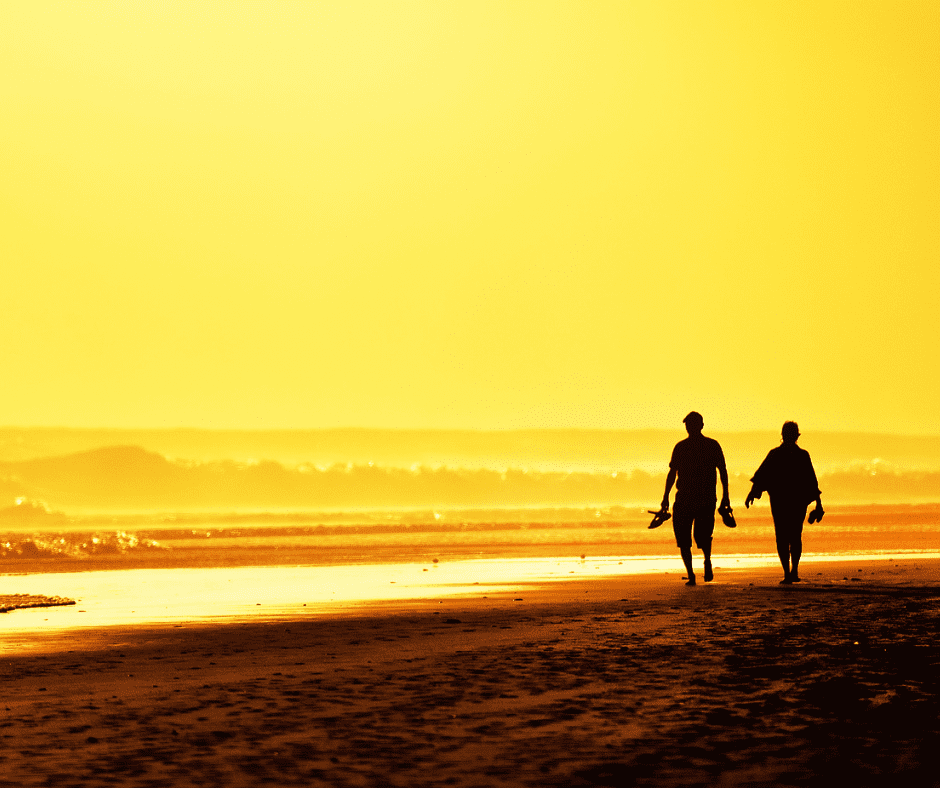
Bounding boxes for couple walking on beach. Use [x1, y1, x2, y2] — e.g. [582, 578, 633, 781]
[654, 412, 824, 585]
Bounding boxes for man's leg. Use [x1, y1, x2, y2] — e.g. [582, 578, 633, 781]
[693, 506, 716, 582]
[672, 503, 696, 585]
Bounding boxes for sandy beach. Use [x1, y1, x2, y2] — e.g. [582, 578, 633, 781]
[0, 557, 938, 787]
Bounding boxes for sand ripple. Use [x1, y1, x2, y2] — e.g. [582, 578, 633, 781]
[1, 562, 939, 786]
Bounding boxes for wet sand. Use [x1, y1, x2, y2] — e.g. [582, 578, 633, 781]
[2, 558, 940, 787]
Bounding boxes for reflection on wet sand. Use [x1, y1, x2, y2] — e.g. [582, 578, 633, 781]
[3, 551, 939, 636]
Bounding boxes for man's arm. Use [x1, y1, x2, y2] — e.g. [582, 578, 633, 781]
[662, 468, 676, 510]
[808, 491, 824, 522]
[806, 452, 822, 508]
[716, 442, 730, 508]
[807, 452, 823, 515]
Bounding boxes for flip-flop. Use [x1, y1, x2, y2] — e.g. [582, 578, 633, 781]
[718, 505, 736, 528]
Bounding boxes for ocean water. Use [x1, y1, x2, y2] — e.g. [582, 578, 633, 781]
[2, 504, 939, 568]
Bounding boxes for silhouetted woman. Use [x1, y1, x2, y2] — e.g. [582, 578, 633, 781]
[745, 422, 823, 584]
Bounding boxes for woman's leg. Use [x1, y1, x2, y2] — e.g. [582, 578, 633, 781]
[776, 534, 792, 582]
[790, 533, 803, 581]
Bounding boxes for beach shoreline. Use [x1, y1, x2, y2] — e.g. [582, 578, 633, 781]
[2, 556, 939, 786]
[4, 548, 939, 640]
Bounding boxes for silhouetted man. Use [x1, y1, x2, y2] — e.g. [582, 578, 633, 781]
[659, 412, 730, 586]
[745, 421, 824, 584]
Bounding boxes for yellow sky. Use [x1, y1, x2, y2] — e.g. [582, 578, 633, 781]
[2, 2, 938, 433]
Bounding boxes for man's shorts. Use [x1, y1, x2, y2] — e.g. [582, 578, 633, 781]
[672, 498, 716, 550]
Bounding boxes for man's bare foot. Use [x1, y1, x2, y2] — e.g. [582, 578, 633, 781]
[685, 576, 696, 586]
[791, 575, 801, 583]
[704, 560, 713, 582]
[780, 575, 793, 584]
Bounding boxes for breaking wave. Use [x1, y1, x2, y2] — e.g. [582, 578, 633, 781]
[0, 531, 165, 561]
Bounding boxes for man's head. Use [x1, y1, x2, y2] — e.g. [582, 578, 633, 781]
[683, 411, 704, 435]
[781, 421, 800, 444]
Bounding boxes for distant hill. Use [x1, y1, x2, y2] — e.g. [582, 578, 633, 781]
[0, 445, 664, 510]
[1, 443, 939, 513]
[0, 427, 937, 474]
[0, 498, 68, 525]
